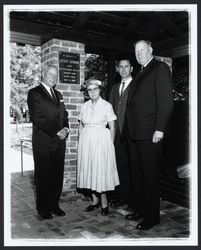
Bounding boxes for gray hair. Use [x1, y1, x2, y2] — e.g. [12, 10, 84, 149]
[134, 40, 152, 48]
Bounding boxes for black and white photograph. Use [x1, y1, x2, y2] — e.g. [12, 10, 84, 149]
[3, 3, 198, 246]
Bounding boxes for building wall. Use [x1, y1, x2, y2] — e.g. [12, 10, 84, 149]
[41, 39, 85, 193]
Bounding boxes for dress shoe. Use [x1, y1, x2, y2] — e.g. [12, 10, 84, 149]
[51, 207, 66, 216]
[101, 206, 109, 216]
[136, 221, 159, 230]
[125, 212, 142, 220]
[85, 202, 100, 212]
[38, 212, 53, 220]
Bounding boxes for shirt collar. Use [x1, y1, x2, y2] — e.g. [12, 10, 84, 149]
[143, 56, 154, 68]
[121, 76, 132, 85]
[89, 96, 103, 107]
[41, 82, 51, 92]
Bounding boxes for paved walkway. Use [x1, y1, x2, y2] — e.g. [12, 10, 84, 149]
[8, 148, 34, 173]
[7, 169, 191, 246]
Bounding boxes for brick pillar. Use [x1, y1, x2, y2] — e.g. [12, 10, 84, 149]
[41, 39, 85, 195]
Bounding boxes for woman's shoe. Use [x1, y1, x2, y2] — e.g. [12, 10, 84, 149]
[101, 206, 109, 216]
[85, 202, 100, 212]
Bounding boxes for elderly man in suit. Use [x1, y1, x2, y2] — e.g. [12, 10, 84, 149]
[27, 65, 69, 220]
[109, 59, 133, 208]
[124, 40, 174, 230]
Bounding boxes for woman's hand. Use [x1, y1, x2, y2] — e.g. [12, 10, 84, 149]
[78, 122, 83, 140]
[108, 121, 115, 143]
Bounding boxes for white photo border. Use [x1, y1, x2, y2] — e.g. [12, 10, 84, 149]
[3, 3, 198, 246]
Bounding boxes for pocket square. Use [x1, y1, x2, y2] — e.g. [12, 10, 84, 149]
[60, 100, 64, 102]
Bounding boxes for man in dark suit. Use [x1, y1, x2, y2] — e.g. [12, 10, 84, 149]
[109, 59, 133, 207]
[124, 40, 174, 230]
[27, 65, 69, 220]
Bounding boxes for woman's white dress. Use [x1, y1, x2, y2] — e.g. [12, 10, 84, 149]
[77, 97, 120, 193]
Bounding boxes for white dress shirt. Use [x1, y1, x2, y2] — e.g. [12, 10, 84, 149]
[119, 77, 132, 96]
[41, 82, 53, 97]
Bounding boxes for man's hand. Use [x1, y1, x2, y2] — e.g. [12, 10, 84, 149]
[57, 127, 69, 140]
[152, 131, 164, 144]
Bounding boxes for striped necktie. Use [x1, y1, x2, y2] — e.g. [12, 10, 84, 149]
[120, 81, 125, 97]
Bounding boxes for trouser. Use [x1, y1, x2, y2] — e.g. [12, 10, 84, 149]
[33, 144, 65, 213]
[127, 137, 163, 224]
[110, 128, 131, 202]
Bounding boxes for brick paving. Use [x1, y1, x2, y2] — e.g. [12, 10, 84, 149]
[10, 171, 190, 244]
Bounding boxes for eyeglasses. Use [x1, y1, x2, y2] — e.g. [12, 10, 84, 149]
[87, 87, 100, 93]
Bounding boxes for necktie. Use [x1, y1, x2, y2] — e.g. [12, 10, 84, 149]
[120, 81, 125, 97]
[140, 66, 144, 73]
[50, 88, 57, 102]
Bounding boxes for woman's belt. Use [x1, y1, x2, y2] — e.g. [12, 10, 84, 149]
[84, 124, 106, 128]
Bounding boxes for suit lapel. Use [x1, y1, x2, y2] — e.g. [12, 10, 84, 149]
[116, 82, 121, 97]
[117, 80, 132, 98]
[54, 90, 60, 102]
[123, 80, 132, 96]
[140, 58, 156, 76]
[127, 79, 137, 103]
[127, 59, 157, 103]
[39, 84, 58, 104]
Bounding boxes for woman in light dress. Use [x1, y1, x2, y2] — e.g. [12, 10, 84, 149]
[77, 79, 119, 215]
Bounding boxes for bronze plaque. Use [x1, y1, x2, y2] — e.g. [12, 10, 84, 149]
[59, 51, 80, 84]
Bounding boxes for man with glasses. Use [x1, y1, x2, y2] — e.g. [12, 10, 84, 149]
[27, 65, 69, 220]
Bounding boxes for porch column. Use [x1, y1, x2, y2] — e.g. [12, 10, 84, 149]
[41, 39, 85, 196]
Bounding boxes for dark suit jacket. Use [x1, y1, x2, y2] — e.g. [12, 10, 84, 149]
[27, 84, 69, 152]
[109, 80, 133, 134]
[126, 59, 174, 140]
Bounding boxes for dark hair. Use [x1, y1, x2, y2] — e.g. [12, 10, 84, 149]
[117, 58, 132, 66]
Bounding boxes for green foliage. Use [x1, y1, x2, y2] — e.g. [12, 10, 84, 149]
[172, 56, 189, 101]
[84, 54, 109, 99]
[10, 43, 41, 122]
[85, 54, 108, 87]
